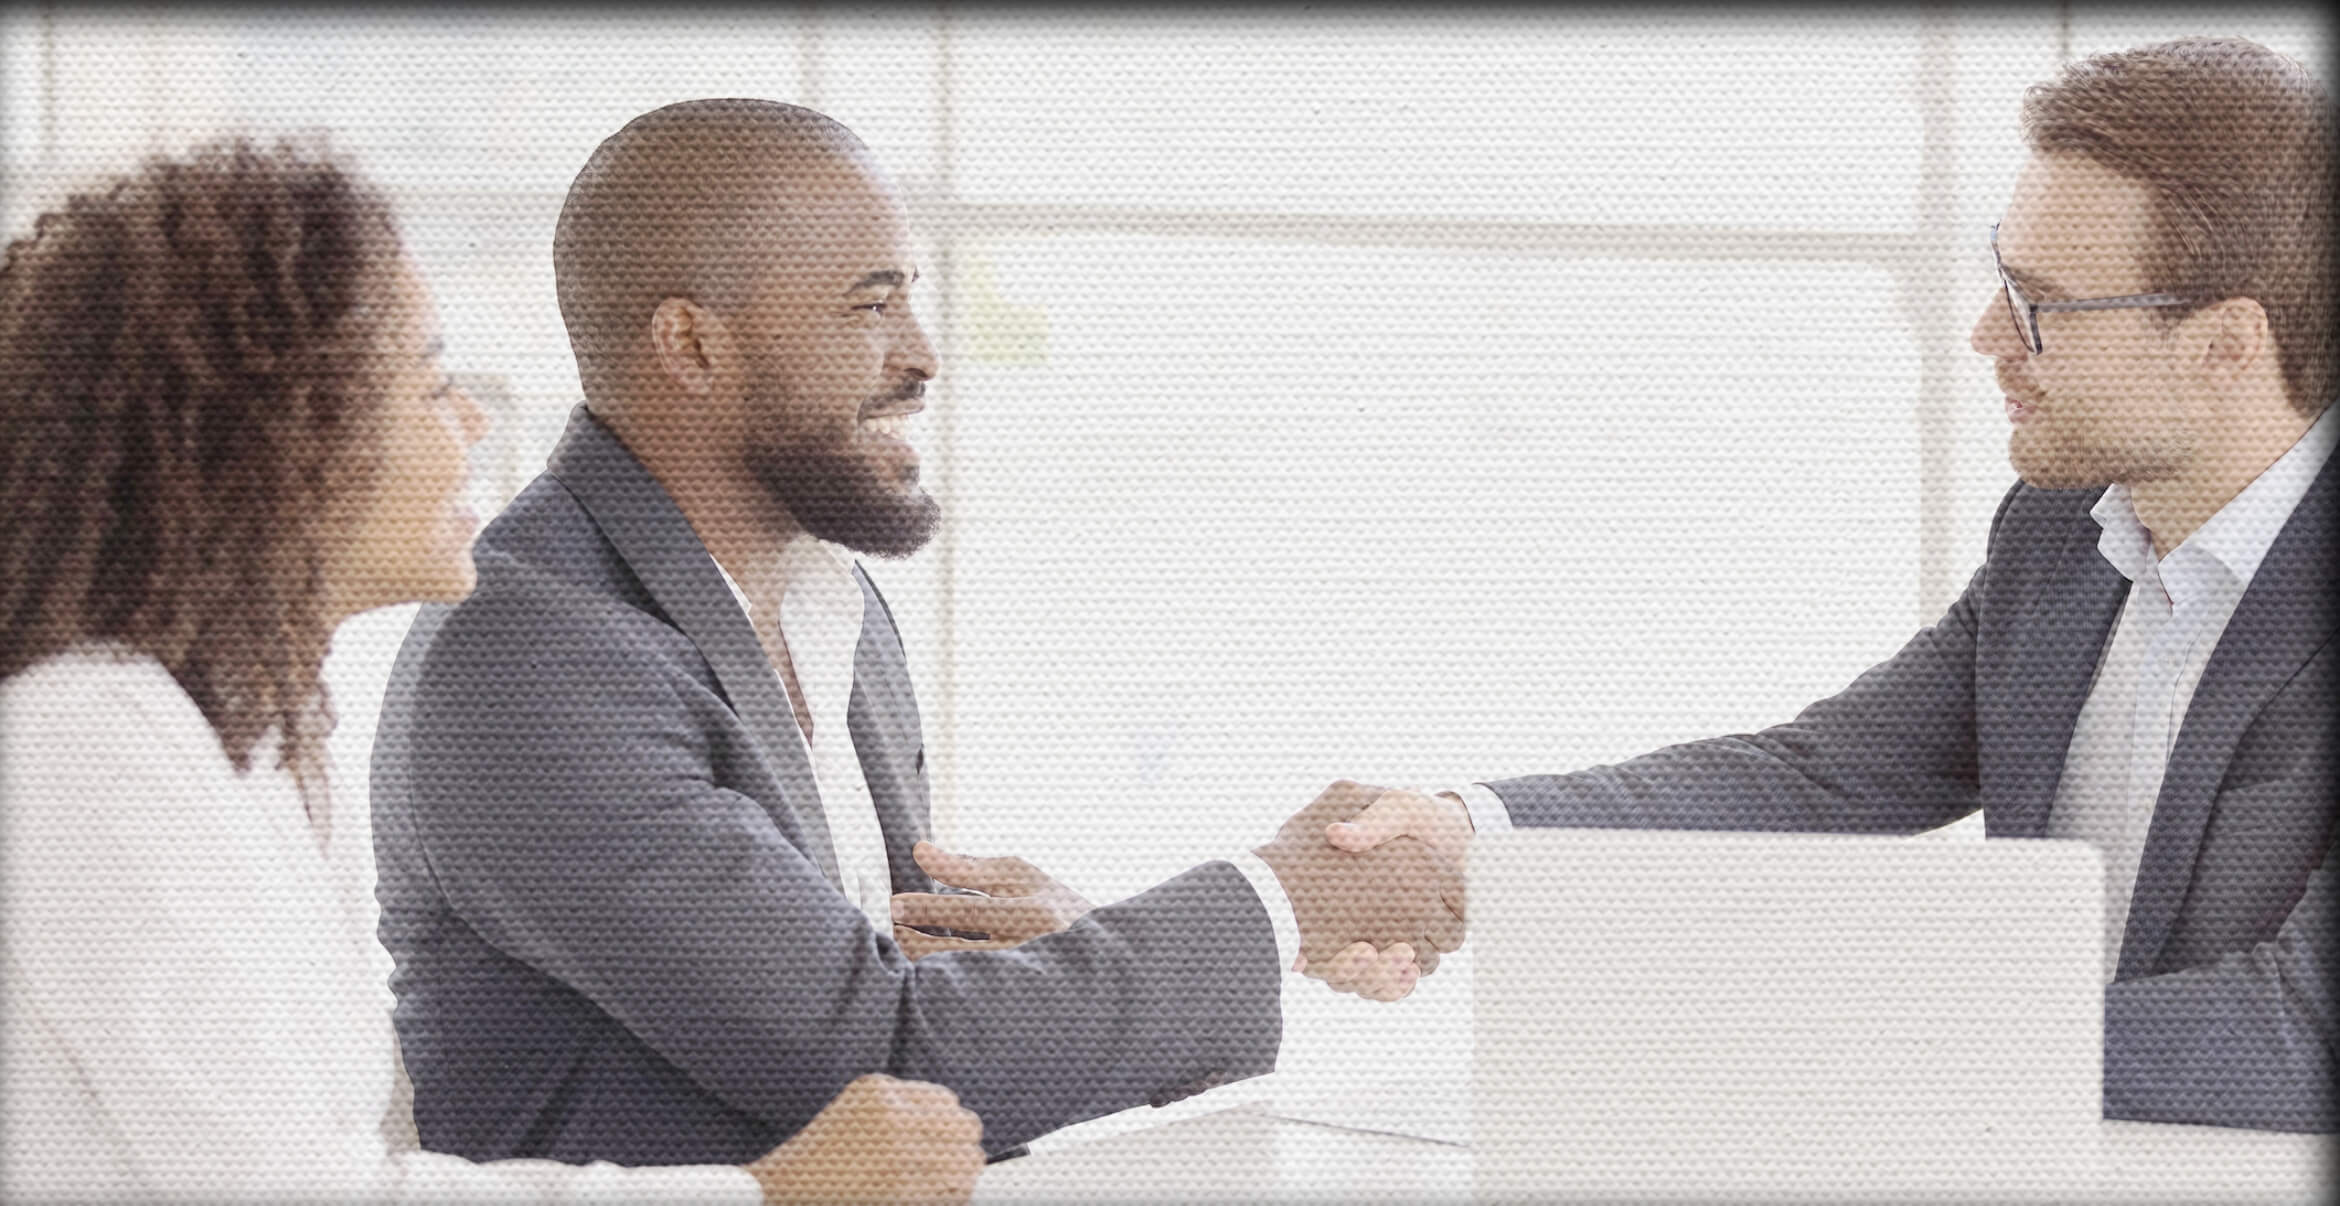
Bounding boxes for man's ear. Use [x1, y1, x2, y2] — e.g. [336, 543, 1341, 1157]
[2194, 296, 2270, 388]
[648, 296, 732, 396]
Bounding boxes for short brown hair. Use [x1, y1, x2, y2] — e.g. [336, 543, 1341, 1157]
[2023, 36, 2337, 415]
[0, 137, 404, 798]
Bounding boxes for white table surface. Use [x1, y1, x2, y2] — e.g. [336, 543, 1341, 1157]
[974, 1099, 2332, 1204]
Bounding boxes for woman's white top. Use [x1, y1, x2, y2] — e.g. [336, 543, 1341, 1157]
[0, 648, 761, 1203]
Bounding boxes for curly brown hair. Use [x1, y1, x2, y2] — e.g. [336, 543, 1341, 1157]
[1, 136, 405, 803]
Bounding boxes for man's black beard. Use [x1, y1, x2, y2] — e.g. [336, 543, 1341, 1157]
[749, 438, 940, 558]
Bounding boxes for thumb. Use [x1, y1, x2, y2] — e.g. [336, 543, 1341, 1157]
[912, 841, 1029, 894]
[912, 840, 973, 883]
[1323, 793, 1417, 852]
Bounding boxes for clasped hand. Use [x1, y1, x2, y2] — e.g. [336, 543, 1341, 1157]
[1252, 780, 1468, 1001]
[885, 782, 1472, 1003]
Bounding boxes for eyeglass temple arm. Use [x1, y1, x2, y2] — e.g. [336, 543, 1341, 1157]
[2032, 292, 2194, 313]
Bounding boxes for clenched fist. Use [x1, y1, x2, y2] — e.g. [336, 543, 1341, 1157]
[742, 1073, 986, 1205]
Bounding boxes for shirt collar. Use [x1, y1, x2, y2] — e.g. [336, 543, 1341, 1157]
[710, 534, 862, 625]
[2091, 400, 2338, 596]
[2089, 485, 2156, 586]
[2183, 400, 2337, 587]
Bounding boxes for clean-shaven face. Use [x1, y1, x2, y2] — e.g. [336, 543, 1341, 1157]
[331, 260, 488, 611]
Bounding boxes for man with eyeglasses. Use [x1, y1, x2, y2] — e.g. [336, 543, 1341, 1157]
[1253, 36, 2337, 1131]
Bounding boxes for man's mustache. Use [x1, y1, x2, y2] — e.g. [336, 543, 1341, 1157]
[867, 379, 926, 410]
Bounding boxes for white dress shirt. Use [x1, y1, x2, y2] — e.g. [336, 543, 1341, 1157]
[2049, 404, 2336, 980]
[0, 648, 761, 1203]
[715, 538, 901, 932]
[1452, 405, 2338, 985]
[712, 542, 1299, 971]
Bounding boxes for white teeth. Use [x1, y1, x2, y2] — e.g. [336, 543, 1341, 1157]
[861, 414, 910, 441]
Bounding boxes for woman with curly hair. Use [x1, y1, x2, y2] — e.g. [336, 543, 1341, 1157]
[0, 138, 983, 1204]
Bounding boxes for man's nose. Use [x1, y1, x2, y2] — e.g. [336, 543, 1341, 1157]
[895, 310, 939, 381]
[1969, 288, 2023, 360]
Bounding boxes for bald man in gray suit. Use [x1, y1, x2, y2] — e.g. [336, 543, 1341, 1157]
[371, 100, 1464, 1168]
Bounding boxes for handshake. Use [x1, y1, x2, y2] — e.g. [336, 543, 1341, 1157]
[891, 781, 1475, 1002]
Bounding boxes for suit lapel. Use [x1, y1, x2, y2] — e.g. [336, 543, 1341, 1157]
[544, 407, 842, 886]
[2118, 457, 2337, 979]
[1992, 511, 2129, 838]
[845, 566, 940, 895]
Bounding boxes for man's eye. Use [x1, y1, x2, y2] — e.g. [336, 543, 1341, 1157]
[853, 302, 889, 317]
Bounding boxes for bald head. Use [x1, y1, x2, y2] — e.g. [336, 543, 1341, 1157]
[554, 99, 879, 401]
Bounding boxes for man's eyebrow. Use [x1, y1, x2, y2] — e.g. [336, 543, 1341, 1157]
[844, 268, 916, 293]
[1997, 259, 2072, 300]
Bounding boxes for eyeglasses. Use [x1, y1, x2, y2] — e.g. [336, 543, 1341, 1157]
[1990, 223, 2195, 355]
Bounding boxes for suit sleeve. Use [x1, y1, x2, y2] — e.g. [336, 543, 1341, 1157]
[1476, 486, 2040, 835]
[392, 587, 1280, 1155]
[1482, 560, 1990, 836]
[2102, 840, 2335, 1131]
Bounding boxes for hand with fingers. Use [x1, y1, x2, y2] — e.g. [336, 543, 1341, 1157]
[1300, 785, 1479, 1000]
[888, 841, 1096, 960]
[1253, 780, 1467, 1003]
[1295, 939, 1430, 1003]
[741, 1073, 985, 1205]
[1324, 786, 1476, 866]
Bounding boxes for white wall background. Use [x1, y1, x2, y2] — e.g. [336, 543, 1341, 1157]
[4, 1, 2326, 1146]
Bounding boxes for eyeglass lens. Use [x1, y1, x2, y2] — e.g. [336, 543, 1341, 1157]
[1999, 276, 2040, 354]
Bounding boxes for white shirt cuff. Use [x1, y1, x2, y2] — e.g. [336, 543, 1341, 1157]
[574, 1162, 764, 1204]
[1225, 850, 1301, 974]
[392, 1151, 764, 1204]
[1447, 783, 1515, 835]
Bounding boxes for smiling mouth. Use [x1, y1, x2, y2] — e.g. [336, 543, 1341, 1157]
[861, 412, 913, 442]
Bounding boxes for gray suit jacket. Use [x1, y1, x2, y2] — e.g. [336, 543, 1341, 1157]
[1487, 465, 2336, 1131]
[372, 407, 1280, 1166]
